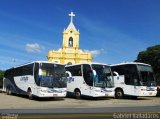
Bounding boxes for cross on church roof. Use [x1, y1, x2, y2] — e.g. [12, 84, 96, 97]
[69, 12, 75, 23]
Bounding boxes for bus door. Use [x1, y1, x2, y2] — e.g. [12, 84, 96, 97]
[82, 64, 93, 96]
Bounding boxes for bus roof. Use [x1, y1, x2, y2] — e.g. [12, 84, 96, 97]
[7, 61, 64, 70]
[110, 62, 151, 67]
[65, 62, 109, 67]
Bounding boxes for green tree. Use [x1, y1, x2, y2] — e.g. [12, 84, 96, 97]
[135, 45, 160, 85]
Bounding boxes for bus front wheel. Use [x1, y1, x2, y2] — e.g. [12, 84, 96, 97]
[115, 89, 124, 99]
[27, 89, 33, 100]
[74, 89, 81, 99]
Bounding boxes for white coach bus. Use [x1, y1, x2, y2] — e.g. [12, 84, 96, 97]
[111, 62, 157, 99]
[3, 61, 67, 99]
[65, 63, 115, 99]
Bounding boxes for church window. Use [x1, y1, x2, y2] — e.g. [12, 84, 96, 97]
[67, 62, 72, 65]
[69, 37, 73, 47]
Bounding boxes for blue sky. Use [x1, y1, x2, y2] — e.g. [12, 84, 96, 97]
[0, 0, 160, 70]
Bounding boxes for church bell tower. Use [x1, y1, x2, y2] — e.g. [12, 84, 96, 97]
[47, 12, 92, 65]
[62, 12, 80, 49]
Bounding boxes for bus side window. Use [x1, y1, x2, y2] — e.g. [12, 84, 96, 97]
[72, 66, 82, 76]
[34, 63, 40, 86]
[5, 69, 13, 78]
[66, 65, 82, 76]
[124, 65, 137, 85]
[22, 64, 33, 76]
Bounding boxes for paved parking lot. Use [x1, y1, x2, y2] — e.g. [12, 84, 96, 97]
[0, 93, 159, 109]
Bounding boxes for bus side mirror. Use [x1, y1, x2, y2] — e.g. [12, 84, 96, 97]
[66, 71, 73, 82]
[66, 71, 72, 77]
[113, 71, 119, 80]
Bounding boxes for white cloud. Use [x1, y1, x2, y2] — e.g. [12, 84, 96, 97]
[25, 43, 44, 53]
[84, 49, 102, 57]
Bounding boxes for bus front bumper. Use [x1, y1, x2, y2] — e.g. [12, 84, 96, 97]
[38, 92, 67, 98]
[138, 91, 157, 97]
[92, 89, 115, 97]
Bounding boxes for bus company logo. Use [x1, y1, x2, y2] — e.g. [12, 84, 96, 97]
[20, 76, 28, 82]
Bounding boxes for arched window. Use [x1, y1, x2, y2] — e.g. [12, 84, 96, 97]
[67, 62, 72, 65]
[69, 37, 73, 47]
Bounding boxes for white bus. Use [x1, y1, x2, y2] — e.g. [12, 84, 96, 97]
[111, 62, 157, 99]
[3, 61, 67, 99]
[65, 63, 115, 99]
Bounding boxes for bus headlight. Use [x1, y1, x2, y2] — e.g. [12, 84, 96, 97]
[140, 88, 146, 91]
[63, 89, 67, 92]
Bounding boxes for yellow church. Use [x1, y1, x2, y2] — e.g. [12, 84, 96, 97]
[47, 12, 92, 65]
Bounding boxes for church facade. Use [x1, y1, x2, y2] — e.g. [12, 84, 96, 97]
[47, 12, 92, 65]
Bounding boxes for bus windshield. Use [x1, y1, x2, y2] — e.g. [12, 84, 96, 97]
[137, 65, 156, 86]
[39, 63, 66, 88]
[91, 64, 113, 88]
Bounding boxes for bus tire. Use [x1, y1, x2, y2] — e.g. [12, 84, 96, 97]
[6, 86, 12, 95]
[6, 87, 9, 95]
[27, 89, 33, 100]
[115, 89, 124, 99]
[74, 89, 81, 99]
